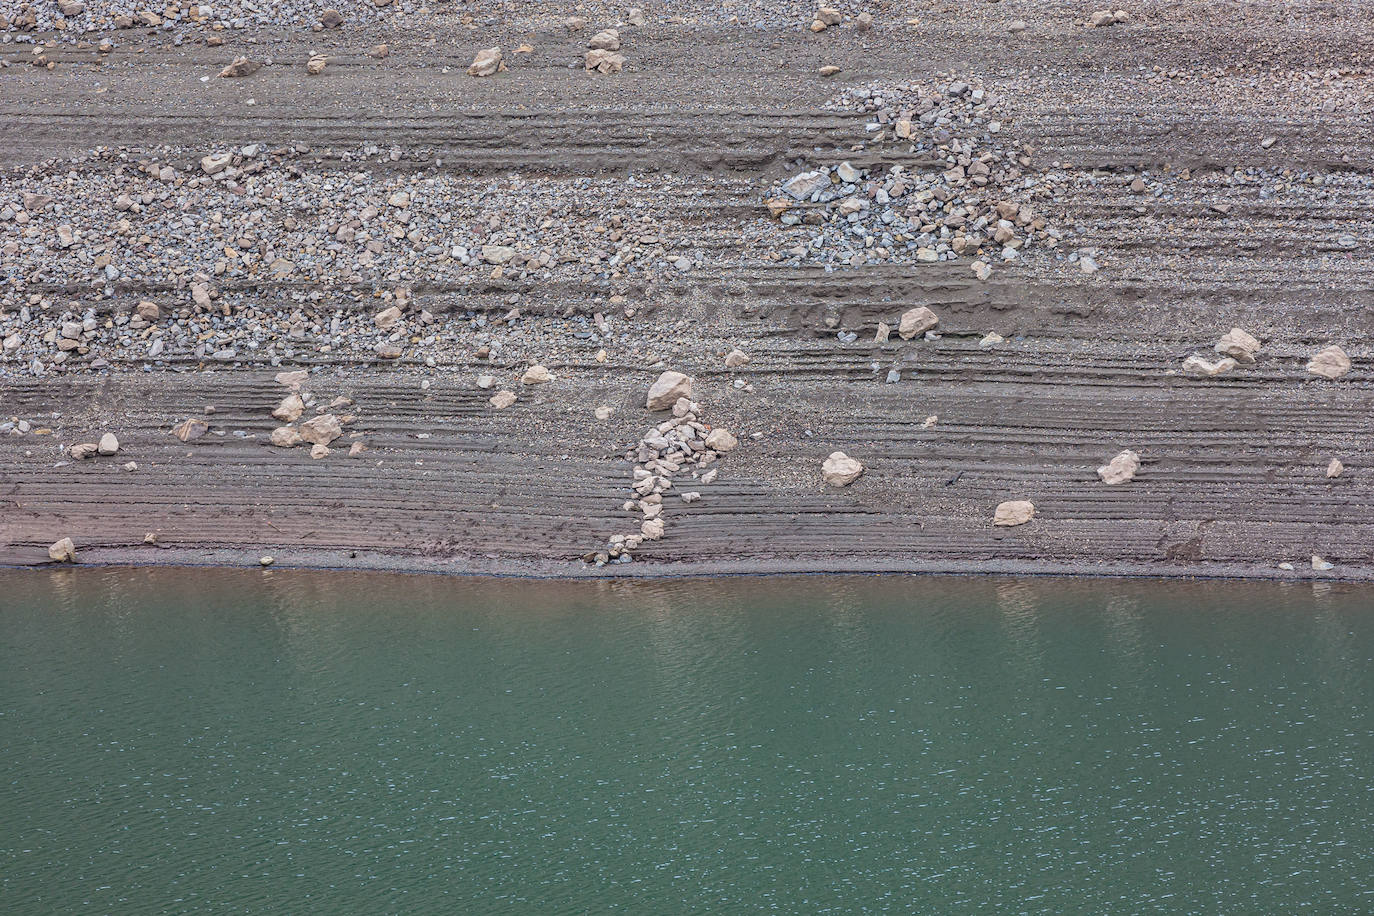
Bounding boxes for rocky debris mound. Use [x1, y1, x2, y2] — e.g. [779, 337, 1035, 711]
[267, 372, 362, 457]
[822, 451, 864, 487]
[767, 78, 1055, 274]
[1097, 449, 1140, 485]
[586, 390, 736, 567]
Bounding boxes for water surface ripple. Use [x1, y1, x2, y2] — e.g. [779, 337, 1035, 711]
[2, 570, 1372, 913]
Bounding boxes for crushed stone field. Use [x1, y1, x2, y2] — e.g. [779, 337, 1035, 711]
[3, 0, 1374, 579]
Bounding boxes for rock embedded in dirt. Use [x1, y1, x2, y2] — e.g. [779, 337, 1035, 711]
[705, 428, 738, 453]
[70, 442, 98, 459]
[136, 300, 160, 321]
[1307, 345, 1351, 380]
[97, 433, 119, 456]
[310, 444, 330, 459]
[522, 365, 553, 384]
[374, 305, 402, 329]
[594, 405, 613, 421]
[219, 57, 261, 78]
[1327, 458, 1345, 478]
[994, 500, 1036, 526]
[725, 348, 750, 368]
[320, 8, 343, 28]
[490, 390, 517, 409]
[299, 414, 343, 446]
[1214, 327, 1260, 364]
[782, 170, 828, 200]
[369, 44, 390, 59]
[586, 50, 625, 73]
[627, 8, 646, 26]
[270, 426, 302, 447]
[822, 451, 864, 487]
[588, 29, 622, 51]
[307, 54, 328, 76]
[172, 419, 209, 442]
[641, 517, 665, 540]
[276, 370, 309, 389]
[48, 537, 76, 563]
[374, 342, 403, 359]
[1182, 355, 1238, 378]
[1312, 555, 1334, 571]
[646, 371, 693, 410]
[565, 16, 587, 31]
[898, 306, 939, 340]
[468, 47, 506, 77]
[819, 66, 842, 77]
[1097, 449, 1140, 485]
[273, 394, 305, 422]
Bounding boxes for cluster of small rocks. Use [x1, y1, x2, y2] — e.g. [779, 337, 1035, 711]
[585, 370, 736, 566]
[1180, 327, 1352, 380]
[768, 79, 1056, 275]
[266, 369, 365, 459]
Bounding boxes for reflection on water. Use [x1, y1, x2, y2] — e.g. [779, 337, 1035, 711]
[2, 569, 1373, 914]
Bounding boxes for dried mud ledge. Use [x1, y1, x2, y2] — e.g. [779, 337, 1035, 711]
[4, 4, 1374, 581]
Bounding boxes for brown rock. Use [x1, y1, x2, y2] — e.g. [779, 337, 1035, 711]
[993, 500, 1035, 526]
[646, 370, 692, 410]
[588, 28, 621, 50]
[822, 451, 864, 487]
[1097, 449, 1140, 485]
[219, 56, 262, 78]
[467, 47, 506, 77]
[136, 300, 160, 321]
[489, 389, 517, 409]
[299, 414, 343, 446]
[522, 365, 553, 385]
[585, 49, 625, 73]
[70, 442, 98, 459]
[275, 369, 309, 389]
[272, 394, 305, 422]
[172, 418, 209, 442]
[48, 537, 76, 563]
[320, 8, 343, 27]
[1307, 345, 1351, 380]
[898, 306, 939, 340]
[270, 427, 302, 447]
[705, 428, 738, 453]
[1214, 327, 1260, 364]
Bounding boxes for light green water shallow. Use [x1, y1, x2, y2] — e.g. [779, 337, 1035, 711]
[2, 570, 1373, 914]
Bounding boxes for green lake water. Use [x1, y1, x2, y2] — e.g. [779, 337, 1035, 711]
[2, 569, 1373, 913]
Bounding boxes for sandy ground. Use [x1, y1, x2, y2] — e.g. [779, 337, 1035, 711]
[3, 1, 1374, 580]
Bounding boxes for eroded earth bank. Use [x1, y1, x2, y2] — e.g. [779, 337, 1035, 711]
[3, 0, 1374, 578]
